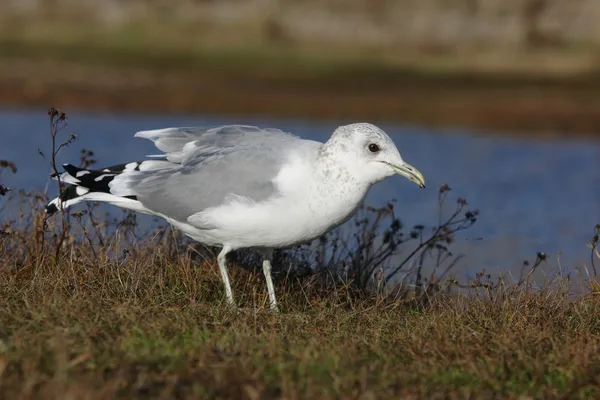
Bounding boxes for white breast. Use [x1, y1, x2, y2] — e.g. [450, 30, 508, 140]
[186, 154, 370, 249]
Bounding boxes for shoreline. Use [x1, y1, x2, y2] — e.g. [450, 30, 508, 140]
[1, 56, 600, 138]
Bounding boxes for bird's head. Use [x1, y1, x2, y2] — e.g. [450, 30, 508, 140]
[324, 123, 425, 188]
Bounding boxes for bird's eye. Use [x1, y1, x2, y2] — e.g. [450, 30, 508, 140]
[368, 143, 380, 153]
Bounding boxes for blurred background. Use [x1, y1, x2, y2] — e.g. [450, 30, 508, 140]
[0, 0, 599, 278]
[2, 0, 600, 130]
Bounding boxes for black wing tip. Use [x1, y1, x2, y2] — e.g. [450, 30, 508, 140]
[62, 163, 81, 176]
[45, 203, 58, 215]
[50, 163, 75, 178]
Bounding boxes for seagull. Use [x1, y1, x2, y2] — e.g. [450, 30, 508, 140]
[46, 123, 425, 311]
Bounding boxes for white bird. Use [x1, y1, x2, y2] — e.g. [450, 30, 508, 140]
[46, 123, 425, 311]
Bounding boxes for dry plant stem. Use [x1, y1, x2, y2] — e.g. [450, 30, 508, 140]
[386, 193, 475, 284]
[45, 108, 72, 264]
[71, 211, 98, 260]
[303, 183, 477, 298]
[0, 160, 17, 197]
[590, 225, 599, 276]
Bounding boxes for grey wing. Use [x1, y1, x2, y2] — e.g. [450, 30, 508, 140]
[134, 125, 300, 164]
[123, 125, 311, 225]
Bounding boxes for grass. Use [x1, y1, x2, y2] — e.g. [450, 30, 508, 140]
[1, 224, 599, 399]
[0, 198, 599, 399]
[0, 110, 599, 398]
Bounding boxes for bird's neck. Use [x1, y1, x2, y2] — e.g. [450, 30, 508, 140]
[306, 153, 371, 227]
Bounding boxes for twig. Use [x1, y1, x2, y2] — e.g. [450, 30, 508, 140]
[42, 108, 76, 265]
[518, 252, 547, 286]
[386, 195, 475, 284]
[590, 225, 599, 276]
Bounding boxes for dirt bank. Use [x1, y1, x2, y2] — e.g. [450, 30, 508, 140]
[2, 56, 600, 138]
[1, 1, 600, 137]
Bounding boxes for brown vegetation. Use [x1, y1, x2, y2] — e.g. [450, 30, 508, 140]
[3, 55, 600, 137]
[0, 206, 599, 398]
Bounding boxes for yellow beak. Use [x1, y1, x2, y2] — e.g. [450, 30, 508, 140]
[390, 162, 425, 188]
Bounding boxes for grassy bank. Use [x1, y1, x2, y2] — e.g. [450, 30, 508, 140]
[0, 210, 599, 399]
[1, 130, 600, 399]
[2, 23, 600, 136]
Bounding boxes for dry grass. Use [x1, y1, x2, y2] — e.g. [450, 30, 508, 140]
[0, 200, 599, 399]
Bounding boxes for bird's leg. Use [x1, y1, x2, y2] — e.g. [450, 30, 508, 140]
[217, 246, 236, 308]
[260, 250, 278, 312]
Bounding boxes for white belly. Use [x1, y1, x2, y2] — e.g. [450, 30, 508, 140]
[185, 183, 369, 250]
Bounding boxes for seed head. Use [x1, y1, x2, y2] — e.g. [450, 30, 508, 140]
[48, 107, 58, 117]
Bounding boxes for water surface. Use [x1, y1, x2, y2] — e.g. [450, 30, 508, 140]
[1, 107, 598, 277]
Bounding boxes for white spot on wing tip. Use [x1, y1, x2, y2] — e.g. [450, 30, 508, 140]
[94, 174, 114, 182]
[61, 174, 81, 185]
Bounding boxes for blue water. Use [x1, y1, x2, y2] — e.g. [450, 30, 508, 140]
[1, 107, 599, 276]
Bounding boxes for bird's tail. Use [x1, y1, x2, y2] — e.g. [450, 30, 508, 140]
[45, 162, 143, 215]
